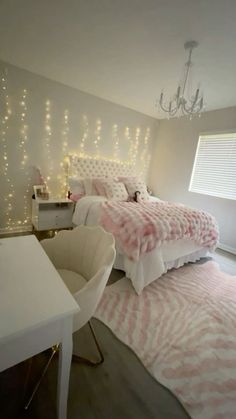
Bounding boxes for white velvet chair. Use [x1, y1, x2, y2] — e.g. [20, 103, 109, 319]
[25, 226, 116, 409]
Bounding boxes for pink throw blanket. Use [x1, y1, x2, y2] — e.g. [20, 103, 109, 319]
[95, 261, 236, 419]
[100, 201, 219, 260]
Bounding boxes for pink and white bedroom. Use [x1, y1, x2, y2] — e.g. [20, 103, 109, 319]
[0, 1, 236, 419]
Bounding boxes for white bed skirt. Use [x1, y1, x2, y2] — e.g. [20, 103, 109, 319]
[114, 242, 209, 294]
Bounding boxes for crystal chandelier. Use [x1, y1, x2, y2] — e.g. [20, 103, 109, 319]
[158, 41, 204, 117]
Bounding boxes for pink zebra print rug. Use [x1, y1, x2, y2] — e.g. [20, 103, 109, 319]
[95, 261, 236, 419]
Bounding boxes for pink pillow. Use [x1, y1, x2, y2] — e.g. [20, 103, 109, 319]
[118, 176, 137, 182]
[97, 179, 129, 201]
[93, 178, 107, 196]
[83, 178, 98, 195]
[70, 193, 84, 202]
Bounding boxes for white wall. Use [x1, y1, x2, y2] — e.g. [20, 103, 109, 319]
[149, 107, 236, 252]
[0, 60, 158, 233]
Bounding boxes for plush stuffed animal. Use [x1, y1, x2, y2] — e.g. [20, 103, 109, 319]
[134, 190, 141, 203]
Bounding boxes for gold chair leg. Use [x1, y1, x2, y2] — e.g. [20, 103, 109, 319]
[72, 321, 104, 366]
[24, 345, 59, 410]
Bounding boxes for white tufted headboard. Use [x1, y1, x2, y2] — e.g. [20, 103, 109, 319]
[67, 155, 137, 178]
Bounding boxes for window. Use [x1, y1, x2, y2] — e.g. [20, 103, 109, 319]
[189, 133, 236, 200]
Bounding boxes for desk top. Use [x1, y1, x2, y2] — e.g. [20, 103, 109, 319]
[0, 235, 79, 344]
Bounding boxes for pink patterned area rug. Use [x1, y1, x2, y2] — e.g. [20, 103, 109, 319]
[95, 261, 236, 419]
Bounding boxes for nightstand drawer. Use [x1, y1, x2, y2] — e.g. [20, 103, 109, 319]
[32, 199, 74, 231]
[38, 210, 72, 230]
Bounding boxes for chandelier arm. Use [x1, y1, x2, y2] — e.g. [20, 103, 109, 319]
[182, 105, 193, 115]
[182, 102, 195, 114]
[188, 89, 201, 113]
[159, 102, 171, 113]
[159, 100, 178, 114]
[180, 103, 189, 116]
[182, 99, 203, 115]
[169, 107, 179, 117]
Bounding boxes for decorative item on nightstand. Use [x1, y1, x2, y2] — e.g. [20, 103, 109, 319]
[31, 198, 74, 231]
[33, 184, 49, 200]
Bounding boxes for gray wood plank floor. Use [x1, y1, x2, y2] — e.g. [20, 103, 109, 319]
[0, 248, 235, 419]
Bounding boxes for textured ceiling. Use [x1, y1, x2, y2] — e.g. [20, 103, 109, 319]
[0, 0, 236, 118]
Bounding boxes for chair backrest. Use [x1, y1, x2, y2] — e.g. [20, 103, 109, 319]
[41, 226, 115, 280]
[41, 226, 116, 331]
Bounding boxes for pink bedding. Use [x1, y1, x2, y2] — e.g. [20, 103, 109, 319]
[100, 201, 219, 261]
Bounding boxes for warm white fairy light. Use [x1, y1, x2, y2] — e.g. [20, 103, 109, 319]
[125, 126, 130, 141]
[1, 70, 15, 230]
[144, 128, 150, 145]
[126, 127, 132, 159]
[62, 109, 69, 154]
[19, 89, 28, 162]
[43, 100, 53, 194]
[139, 127, 151, 178]
[79, 115, 89, 155]
[127, 130, 135, 164]
[1, 81, 32, 230]
[58, 109, 70, 197]
[18, 89, 31, 225]
[112, 124, 120, 160]
[0, 74, 152, 232]
[68, 152, 132, 167]
[133, 127, 140, 165]
[94, 119, 102, 157]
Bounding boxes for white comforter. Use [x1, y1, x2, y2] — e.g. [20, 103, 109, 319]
[73, 195, 107, 226]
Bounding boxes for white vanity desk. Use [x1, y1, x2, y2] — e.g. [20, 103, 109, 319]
[0, 235, 79, 419]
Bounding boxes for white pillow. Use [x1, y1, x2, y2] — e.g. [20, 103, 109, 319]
[68, 177, 85, 195]
[122, 178, 150, 201]
[101, 179, 129, 201]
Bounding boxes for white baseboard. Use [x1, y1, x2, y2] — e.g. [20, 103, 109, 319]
[217, 243, 236, 256]
[0, 225, 32, 236]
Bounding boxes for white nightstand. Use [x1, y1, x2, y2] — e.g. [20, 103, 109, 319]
[32, 198, 74, 231]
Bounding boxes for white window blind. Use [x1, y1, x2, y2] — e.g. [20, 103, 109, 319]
[189, 133, 236, 200]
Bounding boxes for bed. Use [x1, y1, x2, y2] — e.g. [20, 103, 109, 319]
[67, 155, 218, 294]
